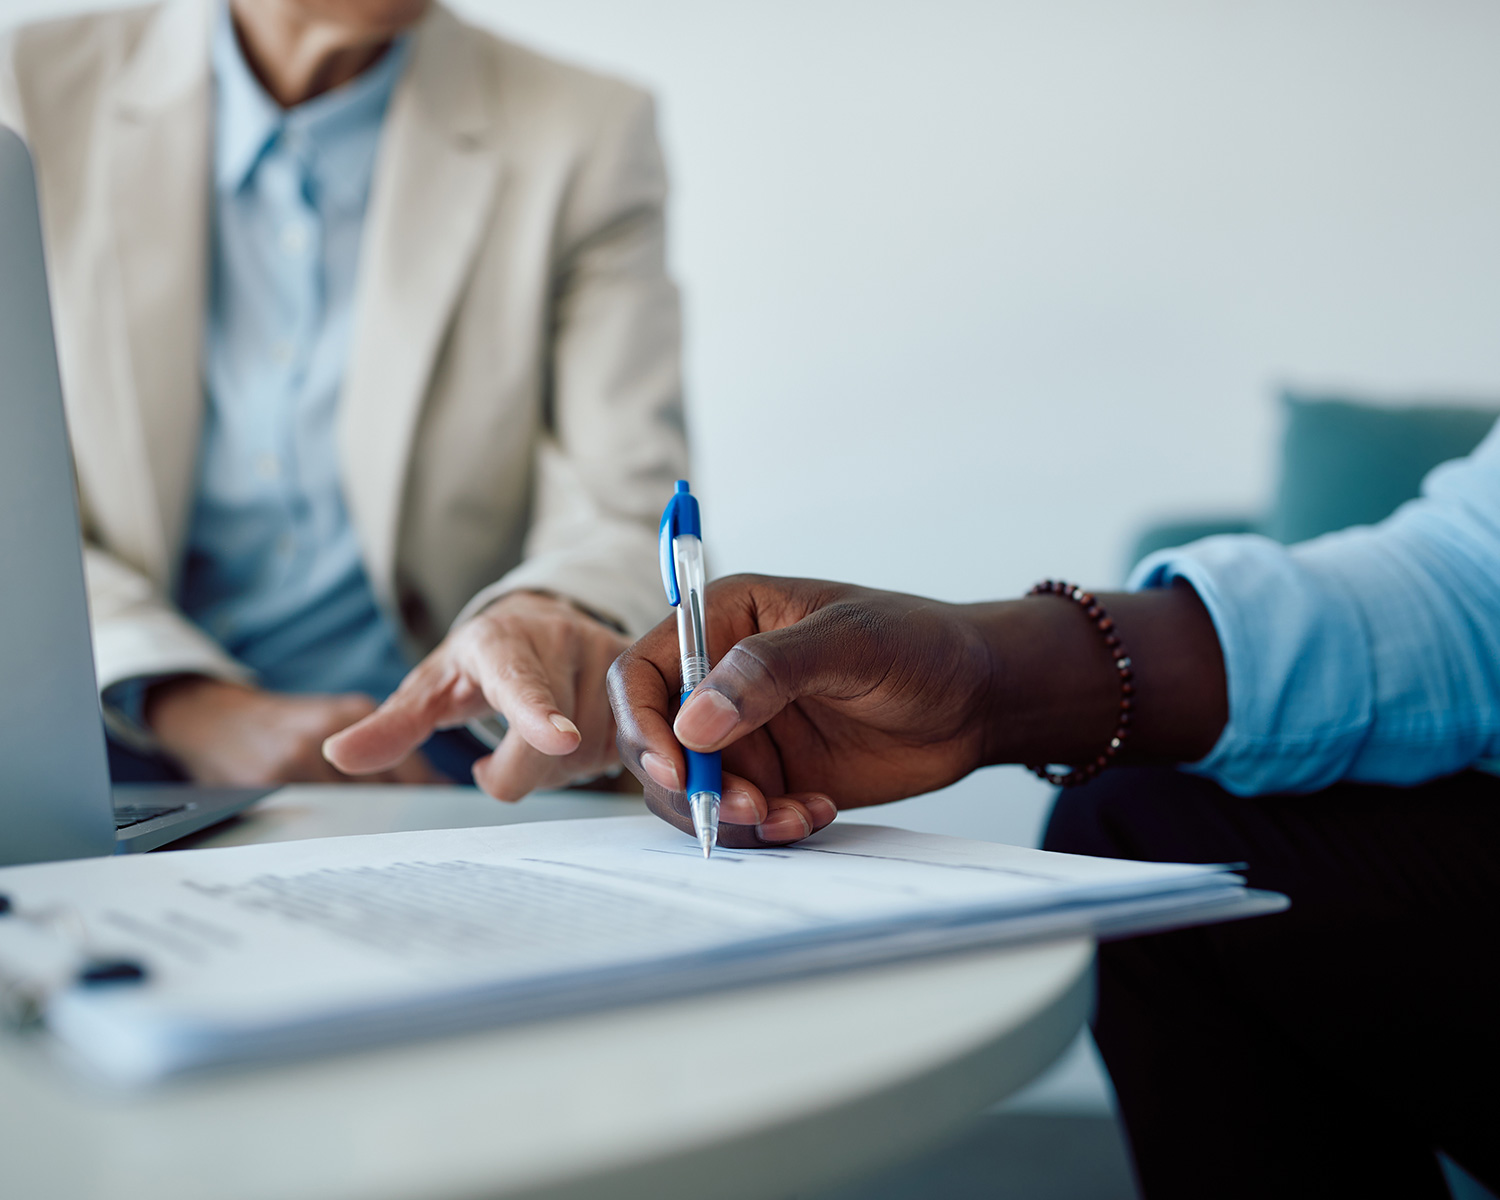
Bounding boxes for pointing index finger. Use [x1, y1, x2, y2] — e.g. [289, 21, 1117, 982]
[323, 670, 447, 774]
[465, 630, 582, 757]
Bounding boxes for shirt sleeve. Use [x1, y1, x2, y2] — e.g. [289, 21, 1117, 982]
[1130, 416, 1500, 795]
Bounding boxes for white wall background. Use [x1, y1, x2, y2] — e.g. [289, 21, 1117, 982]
[7, 0, 1500, 1111]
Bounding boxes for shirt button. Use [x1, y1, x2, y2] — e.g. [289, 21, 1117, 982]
[271, 339, 295, 366]
[255, 454, 281, 481]
[276, 535, 295, 559]
[280, 224, 309, 255]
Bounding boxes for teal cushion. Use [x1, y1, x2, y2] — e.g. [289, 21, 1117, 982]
[1264, 392, 1500, 544]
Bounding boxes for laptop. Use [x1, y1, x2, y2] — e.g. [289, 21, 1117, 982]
[0, 126, 267, 867]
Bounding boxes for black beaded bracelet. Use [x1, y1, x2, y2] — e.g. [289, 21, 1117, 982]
[1025, 580, 1134, 787]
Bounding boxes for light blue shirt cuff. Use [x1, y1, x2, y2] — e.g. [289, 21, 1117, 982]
[1129, 535, 1375, 795]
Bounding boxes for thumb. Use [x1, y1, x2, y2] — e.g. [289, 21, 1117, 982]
[674, 611, 868, 752]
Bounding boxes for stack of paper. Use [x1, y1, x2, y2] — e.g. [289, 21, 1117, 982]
[0, 816, 1284, 1084]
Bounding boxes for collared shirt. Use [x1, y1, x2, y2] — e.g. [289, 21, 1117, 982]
[176, 9, 412, 699]
[1132, 415, 1500, 795]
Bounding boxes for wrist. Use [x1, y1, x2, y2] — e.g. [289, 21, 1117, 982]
[966, 597, 1120, 770]
[144, 676, 255, 742]
[966, 583, 1228, 771]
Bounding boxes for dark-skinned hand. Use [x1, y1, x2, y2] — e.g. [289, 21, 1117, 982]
[608, 573, 1228, 848]
[608, 575, 1008, 848]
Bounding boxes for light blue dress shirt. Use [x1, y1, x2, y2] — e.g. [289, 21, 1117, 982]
[176, 13, 412, 700]
[1133, 415, 1500, 795]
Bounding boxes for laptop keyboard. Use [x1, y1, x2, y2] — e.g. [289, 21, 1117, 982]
[113, 802, 188, 831]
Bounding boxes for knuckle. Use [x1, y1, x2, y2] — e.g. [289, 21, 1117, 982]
[721, 636, 792, 700]
[493, 644, 545, 679]
[514, 682, 559, 713]
[453, 618, 488, 652]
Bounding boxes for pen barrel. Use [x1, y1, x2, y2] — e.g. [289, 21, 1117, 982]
[684, 747, 722, 802]
[670, 530, 720, 801]
[671, 534, 711, 689]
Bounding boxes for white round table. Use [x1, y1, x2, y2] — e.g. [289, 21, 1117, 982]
[0, 787, 1093, 1200]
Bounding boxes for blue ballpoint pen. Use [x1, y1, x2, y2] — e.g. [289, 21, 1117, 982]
[659, 480, 722, 858]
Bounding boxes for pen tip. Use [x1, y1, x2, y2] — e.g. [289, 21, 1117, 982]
[689, 792, 720, 861]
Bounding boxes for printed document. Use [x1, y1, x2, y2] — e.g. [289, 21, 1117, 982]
[0, 816, 1284, 1083]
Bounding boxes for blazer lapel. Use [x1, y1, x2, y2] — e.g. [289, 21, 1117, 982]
[106, 0, 213, 584]
[340, 6, 507, 606]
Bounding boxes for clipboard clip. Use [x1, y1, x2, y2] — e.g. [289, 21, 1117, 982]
[0, 892, 148, 1028]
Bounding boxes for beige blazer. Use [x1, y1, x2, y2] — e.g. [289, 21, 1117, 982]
[0, 0, 687, 698]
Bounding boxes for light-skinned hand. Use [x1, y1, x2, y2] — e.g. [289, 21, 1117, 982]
[323, 589, 629, 800]
[147, 677, 442, 785]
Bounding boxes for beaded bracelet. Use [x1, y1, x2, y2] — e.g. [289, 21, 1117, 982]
[1025, 580, 1134, 787]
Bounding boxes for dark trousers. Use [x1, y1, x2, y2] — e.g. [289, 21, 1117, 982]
[1043, 766, 1500, 1200]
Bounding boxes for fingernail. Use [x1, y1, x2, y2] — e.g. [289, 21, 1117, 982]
[806, 795, 838, 827]
[640, 751, 680, 791]
[721, 785, 762, 824]
[757, 808, 812, 842]
[549, 713, 580, 739]
[675, 688, 739, 748]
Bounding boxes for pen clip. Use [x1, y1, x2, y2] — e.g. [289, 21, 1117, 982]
[658, 480, 701, 608]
